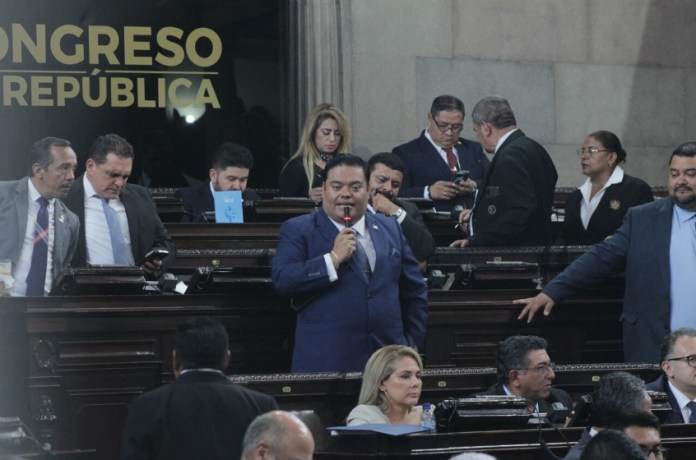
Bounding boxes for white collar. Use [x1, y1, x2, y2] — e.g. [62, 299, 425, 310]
[328, 213, 367, 236]
[27, 178, 55, 206]
[578, 165, 624, 198]
[494, 128, 518, 153]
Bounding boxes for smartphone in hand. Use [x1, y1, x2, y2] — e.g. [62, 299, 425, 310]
[452, 170, 470, 185]
[138, 248, 169, 266]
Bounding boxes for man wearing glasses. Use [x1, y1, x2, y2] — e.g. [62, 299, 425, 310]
[646, 328, 696, 424]
[475, 335, 572, 416]
[516, 142, 696, 364]
[393, 95, 489, 212]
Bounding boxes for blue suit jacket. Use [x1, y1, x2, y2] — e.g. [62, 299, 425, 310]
[271, 208, 428, 373]
[544, 198, 673, 363]
[392, 131, 489, 210]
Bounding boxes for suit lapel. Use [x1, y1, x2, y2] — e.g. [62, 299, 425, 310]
[14, 178, 29, 253]
[654, 198, 673, 292]
[419, 132, 453, 178]
[52, 201, 68, 272]
[120, 187, 139, 258]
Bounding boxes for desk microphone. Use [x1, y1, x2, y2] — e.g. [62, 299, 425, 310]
[343, 207, 352, 228]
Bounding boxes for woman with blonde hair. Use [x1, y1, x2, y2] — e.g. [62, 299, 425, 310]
[278, 103, 351, 201]
[347, 345, 424, 425]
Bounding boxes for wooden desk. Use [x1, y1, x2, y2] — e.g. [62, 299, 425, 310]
[316, 424, 696, 459]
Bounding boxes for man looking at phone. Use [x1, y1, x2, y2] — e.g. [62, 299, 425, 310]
[64, 134, 175, 277]
[393, 95, 489, 212]
[450, 96, 558, 247]
[367, 152, 435, 267]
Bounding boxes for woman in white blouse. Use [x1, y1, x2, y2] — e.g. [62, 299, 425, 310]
[562, 130, 653, 245]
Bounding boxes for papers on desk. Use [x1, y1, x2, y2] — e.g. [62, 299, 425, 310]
[328, 424, 430, 436]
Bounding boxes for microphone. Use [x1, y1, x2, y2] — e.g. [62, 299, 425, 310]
[343, 207, 352, 228]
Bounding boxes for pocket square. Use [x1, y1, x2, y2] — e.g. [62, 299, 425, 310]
[389, 248, 400, 257]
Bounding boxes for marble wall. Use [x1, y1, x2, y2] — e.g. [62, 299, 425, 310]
[342, 0, 696, 187]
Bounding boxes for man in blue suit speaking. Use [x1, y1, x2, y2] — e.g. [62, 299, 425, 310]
[272, 154, 428, 373]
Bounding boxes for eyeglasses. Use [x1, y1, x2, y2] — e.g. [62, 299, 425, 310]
[640, 444, 668, 459]
[576, 147, 610, 157]
[432, 119, 463, 134]
[667, 354, 696, 368]
[518, 362, 556, 376]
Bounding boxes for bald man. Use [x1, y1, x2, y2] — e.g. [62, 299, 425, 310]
[241, 411, 314, 460]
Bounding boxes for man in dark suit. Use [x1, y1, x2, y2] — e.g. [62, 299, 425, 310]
[646, 328, 696, 424]
[64, 134, 175, 277]
[367, 152, 435, 267]
[0, 137, 79, 295]
[176, 141, 261, 222]
[120, 316, 278, 460]
[451, 96, 558, 247]
[393, 95, 489, 211]
[563, 371, 650, 460]
[272, 154, 428, 373]
[517, 143, 696, 363]
[476, 336, 572, 416]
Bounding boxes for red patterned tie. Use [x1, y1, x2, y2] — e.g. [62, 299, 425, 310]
[444, 147, 458, 172]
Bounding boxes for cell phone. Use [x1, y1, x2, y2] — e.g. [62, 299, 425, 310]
[452, 170, 470, 185]
[138, 248, 169, 265]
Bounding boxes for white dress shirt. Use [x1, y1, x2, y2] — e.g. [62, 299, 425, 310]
[324, 214, 376, 282]
[578, 166, 625, 229]
[83, 175, 135, 265]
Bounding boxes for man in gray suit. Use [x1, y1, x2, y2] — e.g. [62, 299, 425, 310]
[0, 137, 80, 295]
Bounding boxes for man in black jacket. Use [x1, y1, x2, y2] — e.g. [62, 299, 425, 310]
[476, 335, 572, 415]
[63, 133, 175, 277]
[121, 317, 278, 460]
[367, 152, 436, 268]
[451, 96, 558, 247]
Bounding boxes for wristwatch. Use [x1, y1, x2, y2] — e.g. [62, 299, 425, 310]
[391, 208, 404, 220]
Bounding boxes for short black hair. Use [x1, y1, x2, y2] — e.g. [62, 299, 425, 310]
[29, 137, 73, 176]
[580, 429, 647, 460]
[367, 152, 405, 176]
[588, 130, 627, 164]
[174, 316, 229, 371]
[212, 142, 254, 171]
[495, 335, 547, 384]
[322, 153, 367, 183]
[89, 133, 134, 163]
[670, 141, 696, 164]
[659, 327, 696, 362]
[430, 95, 465, 117]
[607, 410, 660, 432]
[591, 371, 646, 428]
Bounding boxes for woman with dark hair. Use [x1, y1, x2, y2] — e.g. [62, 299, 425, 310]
[278, 103, 351, 200]
[562, 131, 653, 245]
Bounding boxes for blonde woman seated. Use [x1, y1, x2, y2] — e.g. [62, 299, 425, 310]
[347, 345, 423, 425]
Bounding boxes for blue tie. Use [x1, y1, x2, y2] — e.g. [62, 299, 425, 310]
[25, 197, 49, 296]
[101, 197, 130, 265]
[353, 236, 372, 282]
[688, 401, 696, 423]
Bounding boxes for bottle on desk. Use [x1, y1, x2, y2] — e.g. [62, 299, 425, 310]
[420, 403, 436, 432]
